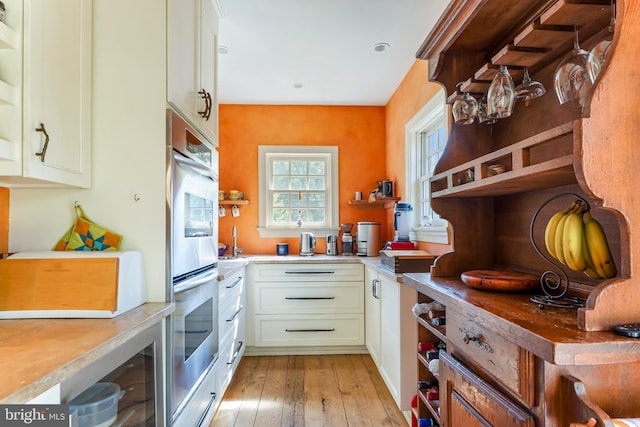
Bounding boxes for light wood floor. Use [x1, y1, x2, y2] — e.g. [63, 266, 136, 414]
[210, 354, 409, 427]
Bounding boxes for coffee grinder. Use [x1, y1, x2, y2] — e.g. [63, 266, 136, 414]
[340, 223, 354, 255]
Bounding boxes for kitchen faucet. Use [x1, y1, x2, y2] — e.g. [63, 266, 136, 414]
[232, 225, 243, 258]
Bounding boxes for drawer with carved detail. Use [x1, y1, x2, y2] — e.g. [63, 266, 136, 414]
[446, 307, 535, 406]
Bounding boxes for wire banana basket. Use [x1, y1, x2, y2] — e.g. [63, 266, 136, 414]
[529, 192, 589, 309]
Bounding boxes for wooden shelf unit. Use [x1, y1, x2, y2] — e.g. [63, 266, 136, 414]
[347, 197, 400, 209]
[420, 0, 613, 103]
[411, 0, 640, 424]
[218, 200, 250, 206]
[414, 292, 446, 426]
[418, 0, 633, 332]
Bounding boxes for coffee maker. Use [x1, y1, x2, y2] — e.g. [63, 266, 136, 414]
[377, 180, 393, 198]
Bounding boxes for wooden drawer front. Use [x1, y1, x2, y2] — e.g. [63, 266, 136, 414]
[447, 309, 534, 404]
[219, 273, 245, 304]
[219, 293, 244, 345]
[254, 314, 364, 347]
[254, 282, 363, 315]
[440, 351, 534, 427]
[251, 263, 364, 282]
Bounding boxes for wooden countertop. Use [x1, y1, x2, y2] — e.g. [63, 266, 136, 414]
[0, 302, 174, 403]
[403, 273, 640, 366]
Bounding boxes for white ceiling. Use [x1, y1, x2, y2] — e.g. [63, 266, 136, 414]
[216, 0, 451, 106]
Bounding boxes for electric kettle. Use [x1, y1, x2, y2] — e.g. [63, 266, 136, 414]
[300, 232, 316, 256]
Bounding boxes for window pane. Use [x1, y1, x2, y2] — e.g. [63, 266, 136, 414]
[273, 160, 289, 175]
[308, 208, 325, 222]
[309, 176, 324, 190]
[291, 193, 308, 207]
[272, 208, 289, 223]
[428, 132, 437, 152]
[273, 193, 290, 207]
[438, 127, 446, 148]
[290, 209, 306, 222]
[273, 176, 289, 190]
[309, 161, 325, 175]
[290, 176, 307, 190]
[291, 161, 307, 175]
[308, 192, 325, 207]
[422, 181, 429, 199]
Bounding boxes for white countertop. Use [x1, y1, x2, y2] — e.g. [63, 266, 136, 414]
[219, 254, 404, 281]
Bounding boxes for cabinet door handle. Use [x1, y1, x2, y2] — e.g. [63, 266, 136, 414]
[459, 327, 494, 353]
[285, 328, 335, 332]
[35, 123, 50, 162]
[372, 279, 380, 299]
[225, 305, 244, 322]
[198, 89, 212, 120]
[284, 296, 335, 300]
[226, 277, 243, 289]
[226, 341, 244, 365]
[284, 271, 335, 275]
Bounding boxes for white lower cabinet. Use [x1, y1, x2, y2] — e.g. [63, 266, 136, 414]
[365, 265, 381, 365]
[248, 263, 365, 349]
[215, 266, 246, 397]
[365, 265, 417, 413]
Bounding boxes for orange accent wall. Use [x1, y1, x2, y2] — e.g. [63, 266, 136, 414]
[385, 60, 452, 255]
[218, 60, 453, 256]
[0, 187, 8, 253]
[218, 105, 387, 255]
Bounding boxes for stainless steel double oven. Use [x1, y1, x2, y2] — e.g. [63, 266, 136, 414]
[167, 109, 219, 426]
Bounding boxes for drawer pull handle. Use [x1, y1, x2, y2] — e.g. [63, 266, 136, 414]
[284, 271, 335, 275]
[226, 305, 244, 322]
[284, 296, 335, 300]
[459, 327, 494, 353]
[226, 277, 243, 289]
[195, 392, 217, 427]
[227, 341, 244, 365]
[285, 328, 336, 332]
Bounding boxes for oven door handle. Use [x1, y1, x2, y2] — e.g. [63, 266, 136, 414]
[174, 271, 218, 293]
[173, 151, 217, 180]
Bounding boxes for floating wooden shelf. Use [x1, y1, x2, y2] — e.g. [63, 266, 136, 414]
[218, 200, 250, 206]
[348, 197, 400, 209]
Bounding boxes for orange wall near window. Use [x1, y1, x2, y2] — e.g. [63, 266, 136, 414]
[385, 60, 452, 255]
[218, 104, 388, 255]
[0, 187, 8, 253]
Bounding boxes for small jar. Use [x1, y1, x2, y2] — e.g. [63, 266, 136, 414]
[0, 2, 5, 23]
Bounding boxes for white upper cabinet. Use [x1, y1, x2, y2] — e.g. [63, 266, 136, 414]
[0, 0, 92, 188]
[168, 0, 219, 146]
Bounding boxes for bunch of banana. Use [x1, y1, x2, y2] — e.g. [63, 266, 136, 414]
[543, 201, 617, 279]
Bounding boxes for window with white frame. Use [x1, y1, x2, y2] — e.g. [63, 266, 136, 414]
[405, 90, 449, 244]
[258, 146, 339, 238]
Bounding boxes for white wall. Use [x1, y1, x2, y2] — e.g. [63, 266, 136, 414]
[9, 0, 169, 302]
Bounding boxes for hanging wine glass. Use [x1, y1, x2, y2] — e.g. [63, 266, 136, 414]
[587, 0, 616, 83]
[477, 95, 497, 124]
[487, 65, 515, 119]
[553, 26, 592, 108]
[452, 83, 478, 125]
[515, 67, 546, 102]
